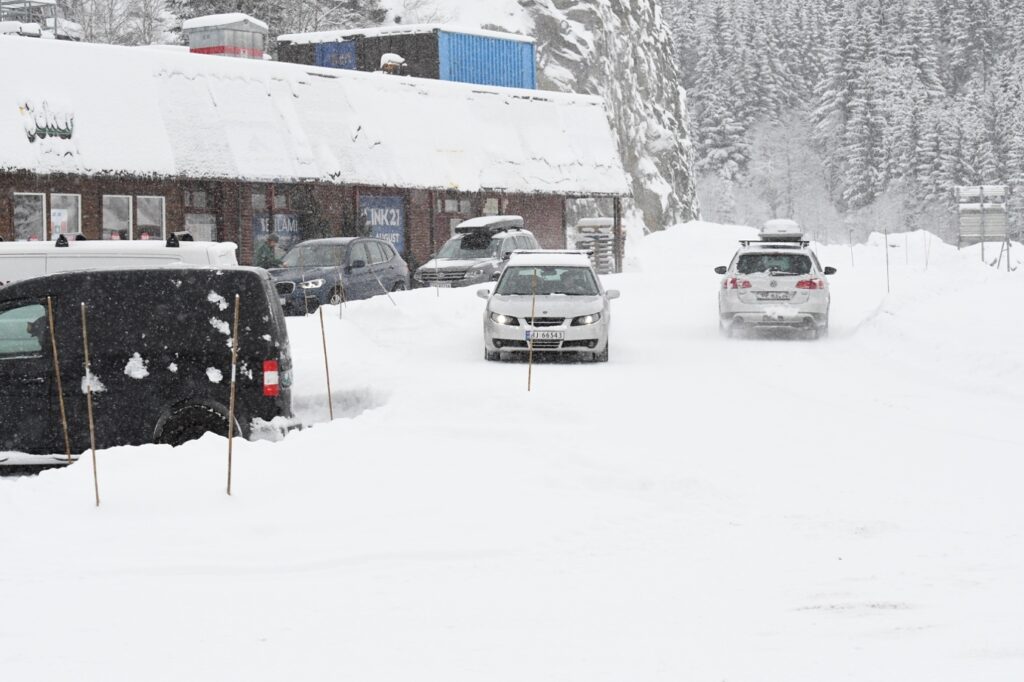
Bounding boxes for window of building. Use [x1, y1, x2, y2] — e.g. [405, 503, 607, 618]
[251, 191, 267, 212]
[102, 195, 133, 240]
[184, 189, 208, 210]
[50, 193, 81, 238]
[272, 188, 289, 211]
[438, 197, 474, 214]
[483, 197, 500, 215]
[136, 196, 166, 240]
[185, 213, 217, 241]
[13, 193, 46, 241]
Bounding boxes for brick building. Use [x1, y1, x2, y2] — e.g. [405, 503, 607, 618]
[0, 36, 630, 271]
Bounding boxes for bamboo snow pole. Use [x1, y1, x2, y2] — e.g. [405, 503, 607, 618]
[527, 268, 537, 392]
[226, 294, 240, 496]
[47, 297, 71, 462]
[80, 304, 99, 507]
[319, 306, 334, 420]
[849, 229, 855, 268]
[372, 269, 397, 306]
[883, 224, 891, 294]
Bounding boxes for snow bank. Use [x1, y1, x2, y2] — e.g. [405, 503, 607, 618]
[2, 222, 1022, 681]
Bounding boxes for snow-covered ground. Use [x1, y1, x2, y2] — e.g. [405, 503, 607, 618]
[2, 223, 1023, 681]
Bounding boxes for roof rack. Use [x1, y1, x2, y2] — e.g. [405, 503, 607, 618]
[166, 231, 194, 248]
[54, 233, 87, 247]
[740, 239, 810, 247]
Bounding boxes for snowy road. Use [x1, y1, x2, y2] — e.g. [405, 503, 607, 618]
[2, 223, 1023, 681]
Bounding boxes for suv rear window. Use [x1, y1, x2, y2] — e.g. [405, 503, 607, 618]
[736, 253, 812, 275]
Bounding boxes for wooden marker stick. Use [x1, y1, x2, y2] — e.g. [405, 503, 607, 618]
[47, 297, 71, 461]
[80, 303, 99, 507]
[319, 306, 335, 420]
[226, 294, 240, 496]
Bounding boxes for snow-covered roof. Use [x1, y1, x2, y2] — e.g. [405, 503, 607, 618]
[181, 13, 268, 33]
[278, 23, 535, 45]
[0, 36, 629, 198]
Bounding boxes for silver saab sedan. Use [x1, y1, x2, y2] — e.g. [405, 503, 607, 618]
[477, 251, 620, 362]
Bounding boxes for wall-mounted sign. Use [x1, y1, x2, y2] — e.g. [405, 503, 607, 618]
[358, 195, 405, 254]
[19, 100, 74, 143]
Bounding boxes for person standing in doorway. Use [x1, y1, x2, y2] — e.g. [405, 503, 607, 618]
[255, 232, 282, 269]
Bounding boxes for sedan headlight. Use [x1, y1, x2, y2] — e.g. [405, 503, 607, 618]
[571, 312, 602, 326]
[489, 312, 520, 326]
[299, 279, 325, 290]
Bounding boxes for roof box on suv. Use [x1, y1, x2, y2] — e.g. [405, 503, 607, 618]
[761, 219, 805, 241]
[454, 215, 524, 234]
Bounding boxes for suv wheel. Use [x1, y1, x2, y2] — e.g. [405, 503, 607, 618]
[392, 281, 407, 292]
[157, 403, 230, 447]
[328, 287, 345, 306]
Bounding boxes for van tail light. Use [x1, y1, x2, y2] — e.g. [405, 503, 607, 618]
[263, 360, 280, 397]
[795, 278, 825, 290]
[723, 277, 752, 289]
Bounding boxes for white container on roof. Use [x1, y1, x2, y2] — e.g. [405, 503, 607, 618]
[181, 13, 268, 32]
[182, 13, 267, 59]
[0, 37, 630, 198]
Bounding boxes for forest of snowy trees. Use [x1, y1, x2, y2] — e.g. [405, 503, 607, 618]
[668, 0, 1024, 242]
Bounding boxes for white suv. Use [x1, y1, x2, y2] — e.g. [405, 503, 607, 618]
[715, 224, 836, 339]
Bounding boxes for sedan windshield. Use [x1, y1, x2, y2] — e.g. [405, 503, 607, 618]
[282, 245, 346, 268]
[437, 233, 502, 260]
[736, 253, 812, 276]
[496, 266, 600, 296]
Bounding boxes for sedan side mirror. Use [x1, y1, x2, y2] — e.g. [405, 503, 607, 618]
[350, 259, 367, 270]
[824, 266, 837, 275]
[476, 288, 491, 299]
[606, 289, 621, 300]
[714, 266, 728, 275]
[501, 252, 512, 261]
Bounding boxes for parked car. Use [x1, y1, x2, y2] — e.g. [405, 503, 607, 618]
[0, 267, 294, 466]
[715, 221, 836, 339]
[415, 216, 540, 287]
[268, 237, 409, 315]
[477, 250, 619, 362]
[0, 233, 237, 288]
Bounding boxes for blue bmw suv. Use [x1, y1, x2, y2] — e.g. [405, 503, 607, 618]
[268, 237, 409, 315]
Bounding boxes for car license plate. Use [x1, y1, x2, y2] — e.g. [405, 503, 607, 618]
[431, 282, 452, 288]
[526, 330, 564, 341]
[757, 292, 791, 301]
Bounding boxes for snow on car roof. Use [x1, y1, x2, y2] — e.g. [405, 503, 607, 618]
[507, 251, 594, 268]
[0, 37, 630, 198]
[278, 23, 535, 45]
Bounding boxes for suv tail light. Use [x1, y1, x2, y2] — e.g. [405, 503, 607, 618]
[795, 278, 825, 290]
[723, 277, 752, 289]
[263, 360, 280, 397]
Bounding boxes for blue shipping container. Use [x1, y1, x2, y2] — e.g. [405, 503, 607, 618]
[314, 41, 357, 70]
[437, 31, 536, 90]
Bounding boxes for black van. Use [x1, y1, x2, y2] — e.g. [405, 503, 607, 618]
[0, 267, 293, 462]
